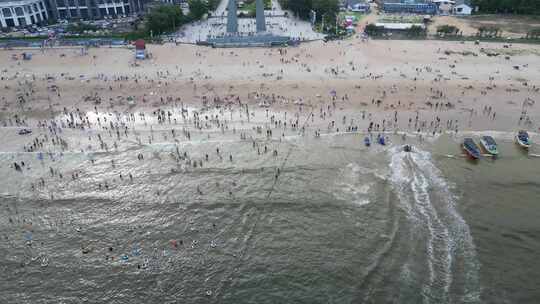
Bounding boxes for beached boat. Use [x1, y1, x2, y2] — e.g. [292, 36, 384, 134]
[377, 135, 386, 146]
[516, 130, 531, 148]
[480, 136, 498, 155]
[462, 138, 481, 159]
[364, 137, 371, 147]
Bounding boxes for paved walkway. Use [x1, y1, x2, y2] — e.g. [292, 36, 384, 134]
[174, 0, 323, 43]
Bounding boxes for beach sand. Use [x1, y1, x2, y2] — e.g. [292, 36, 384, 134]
[2, 39, 539, 133]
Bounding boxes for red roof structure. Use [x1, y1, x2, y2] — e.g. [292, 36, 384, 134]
[134, 39, 146, 50]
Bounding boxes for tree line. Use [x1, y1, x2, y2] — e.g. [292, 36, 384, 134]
[128, 0, 213, 40]
[278, 0, 339, 22]
[472, 0, 540, 14]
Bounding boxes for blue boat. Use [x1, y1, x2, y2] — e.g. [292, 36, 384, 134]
[378, 135, 386, 145]
[462, 138, 481, 159]
[364, 137, 371, 147]
[516, 130, 531, 149]
[480, 136, 498, 155]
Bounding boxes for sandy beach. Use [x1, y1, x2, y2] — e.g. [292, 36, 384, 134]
[2, 39, 539, 133]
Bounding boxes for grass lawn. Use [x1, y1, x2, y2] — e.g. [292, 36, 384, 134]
[378, 14, 424, 24]
[241, 0, 271, 14]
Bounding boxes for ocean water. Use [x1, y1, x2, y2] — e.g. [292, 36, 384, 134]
[0, 131, 539, 304]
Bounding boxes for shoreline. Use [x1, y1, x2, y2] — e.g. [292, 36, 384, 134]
[2, 38, 539, 159]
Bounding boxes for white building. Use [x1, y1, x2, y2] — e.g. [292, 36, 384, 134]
[50, 0, 140, 21]
[453, 3, 472, 15]
[432, 0, 454, 14]
[1, 0, 148, 28]
[0, 0, 48, 27]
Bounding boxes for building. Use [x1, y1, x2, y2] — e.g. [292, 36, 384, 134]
[382, 2, 438, 14]
[341, 0, 370, 12]
[47, 0, 145, 21]
[375, 22, 425, 31]
[431, 0, 454, 14]
[452, 0, 471, 15]
[1, 0, 148, 28]
[1, 0, 49, 27]
[351, 3, 371, 13]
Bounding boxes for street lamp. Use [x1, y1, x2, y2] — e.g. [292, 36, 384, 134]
[335, 13, 338, 35]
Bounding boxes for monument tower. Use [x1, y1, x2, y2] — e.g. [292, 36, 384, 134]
[226, 0, 238, 33]
[256, 0, 266, 32]
[211, 0, 288, 47]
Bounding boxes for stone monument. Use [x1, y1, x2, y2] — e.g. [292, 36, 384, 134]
[256, 0, 266, 32]
[226, 0, 238, 34]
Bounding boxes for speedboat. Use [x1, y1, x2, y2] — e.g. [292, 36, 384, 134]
[403, 145, 412, 152]
[18, 128, 32, 135]
[40, 256, 49, 268]
[516, 130, 531, 148]
[378, 135, 386, 145]
[480, 135, 498, 155]
[462, 138, 481, 159]
[364, 137, 371, 147]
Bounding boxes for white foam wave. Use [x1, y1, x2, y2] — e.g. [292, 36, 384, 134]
[334, 163, 375, 207]
[388, 146, 481, 303]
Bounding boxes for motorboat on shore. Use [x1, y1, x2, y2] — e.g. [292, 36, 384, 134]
[364, 137, 371, 147]
[516, 130, 531, 148]
[377, 134, 386, 145]
[18, 128, 32, 135]
[462, 138, 481, 159]
[480, 135, 498, 155]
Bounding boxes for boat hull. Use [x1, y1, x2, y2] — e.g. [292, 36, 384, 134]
[516, 136, 531, 149]
[462, 144, 480, 159]
[364, 137, 371, 147]
[480, 139, 498, 155]
[462, 138, 481, 159]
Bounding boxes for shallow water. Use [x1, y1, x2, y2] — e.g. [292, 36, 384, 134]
[433, 133, 540, 304]
[0, 131, 539, 303]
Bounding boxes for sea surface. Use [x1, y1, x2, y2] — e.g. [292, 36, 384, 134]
[1, 132, 539, 304]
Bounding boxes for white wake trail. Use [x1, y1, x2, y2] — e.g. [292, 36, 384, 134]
[389, 147, 481, 303]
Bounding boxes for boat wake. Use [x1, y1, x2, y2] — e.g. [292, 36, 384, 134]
[389, 146, 481, 303]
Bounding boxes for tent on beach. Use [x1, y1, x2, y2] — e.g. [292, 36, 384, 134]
[134, 39, 146, 60]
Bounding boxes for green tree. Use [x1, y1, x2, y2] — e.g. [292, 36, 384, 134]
[364, 23, 382, 36]
[189, 0, 208, 20]
[66, 22, 99, 34]
[437, 24, 459, 36]
[146, 5, 187, 36]
[527, 27, 540, 39]
[284, 0, 312, 19]
[313, 0, 339, 22]
[278, 0, 339, 23]
[472, 0, 540, 14]
[407, 25, 425, 37]
[207, 0, 220, 10]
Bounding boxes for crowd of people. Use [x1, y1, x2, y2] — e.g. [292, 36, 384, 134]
[1, 37, 539, 272]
